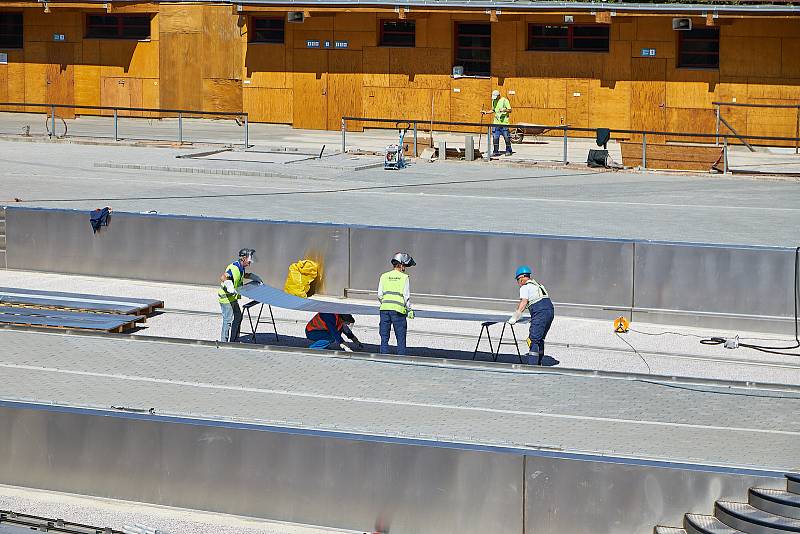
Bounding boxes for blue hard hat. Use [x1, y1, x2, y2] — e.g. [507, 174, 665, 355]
[515, 265, 532, 279]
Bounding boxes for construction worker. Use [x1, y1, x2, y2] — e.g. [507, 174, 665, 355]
[218, 248, 262, 342]
[305, 313, 363, 351]
[481, 89, 513, 157]
[507, 265, 554, 365]
[378, 252, 415, 355]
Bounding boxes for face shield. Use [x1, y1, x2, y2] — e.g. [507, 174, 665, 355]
[239, 248, 257, 264]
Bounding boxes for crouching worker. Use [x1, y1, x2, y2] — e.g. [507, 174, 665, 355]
[507, 265, 554, 365]
[305, 313, 364, 352]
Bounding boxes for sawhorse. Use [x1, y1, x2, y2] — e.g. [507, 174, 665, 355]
[242, 300, 279, 344]
[472, 321, 522, 363]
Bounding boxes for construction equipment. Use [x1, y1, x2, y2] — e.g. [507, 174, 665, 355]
[614, 316, 630, 333]
[384, 122, 411, 170]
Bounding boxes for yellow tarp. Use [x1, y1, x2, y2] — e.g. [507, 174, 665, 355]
[283, 259, 319, 298]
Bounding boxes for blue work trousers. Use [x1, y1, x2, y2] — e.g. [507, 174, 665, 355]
[220, 301, 243, 342]
[492, 126, 512, 155]
[379, 310, 407, 355]
[527, 299, 555, 364]
[307, 329, 337, 350]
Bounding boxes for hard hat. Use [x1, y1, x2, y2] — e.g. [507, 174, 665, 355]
[491, 90, 500, 99]
[239, 248, 257, 262]
[515, 265, 532, 279]
[391, 252, 416, 267]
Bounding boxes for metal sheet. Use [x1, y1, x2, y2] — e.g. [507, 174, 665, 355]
[523, 455, 784, 534]
[349, 227, 635, 309]
[0, 287, 161, 314]
[5, 208, 350, 297]
[0, 312, 138, 330]
[239, 282, 522, 322]
[0, 404, 523, 534]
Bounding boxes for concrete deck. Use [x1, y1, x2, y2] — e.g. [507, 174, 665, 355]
[1, 139, 799, 247]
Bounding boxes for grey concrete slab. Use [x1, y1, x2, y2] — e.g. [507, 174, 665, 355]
[1, 139, 799, 246]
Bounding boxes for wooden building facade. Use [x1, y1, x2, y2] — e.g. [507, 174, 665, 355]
[0, 1, 799, 139]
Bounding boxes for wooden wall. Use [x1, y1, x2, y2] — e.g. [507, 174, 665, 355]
[0, 5, 798, 142]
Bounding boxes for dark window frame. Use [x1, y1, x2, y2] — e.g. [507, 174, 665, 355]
[85, 14, 151, 40]
[379, 20, 415, 48]
[454, 21, 491, 77]
[527, 24, 609, 52]
[0, 12, 23, 49]
[677, 27, 719, 69]
[250, 16, 285, 44]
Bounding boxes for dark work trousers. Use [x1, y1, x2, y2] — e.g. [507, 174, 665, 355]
[527, 298, 555, 364]
[379, 310, 408, 355]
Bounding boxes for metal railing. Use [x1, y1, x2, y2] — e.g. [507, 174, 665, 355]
[342, 116, 800, 173]
[713, 101, 800, 154]
[0, 102, 249, 148]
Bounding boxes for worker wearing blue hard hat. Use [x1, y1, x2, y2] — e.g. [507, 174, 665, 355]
[507, 264, 554, 365]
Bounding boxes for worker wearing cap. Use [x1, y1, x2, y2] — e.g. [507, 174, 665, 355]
[305, 313, 363, 351]
[378, 252, 415, 355]
[481, 89, 513, 157]
[218, 248, 263, 342]
[507, 265, 554, 365]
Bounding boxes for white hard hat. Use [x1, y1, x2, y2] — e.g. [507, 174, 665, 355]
[391, 252, 416, 267]
[491, 90, 500, 98]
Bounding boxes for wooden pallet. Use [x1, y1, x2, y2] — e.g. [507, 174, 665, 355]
[621, 142, 724, 172]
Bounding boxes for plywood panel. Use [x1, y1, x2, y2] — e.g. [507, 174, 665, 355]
[503, 78, 547, 108]
[159, 32, 202, 110]
[243, 87, 292, 123]
[449, 77, 491, 130]
[424, 13, 451, 49]
[389, 48, 450, 89]
[362, 46, 389, 87]
[74, 64, 101, 108]
[203, 5, 241, 80]
[492, 20, 517, 79]
[565, 79, 589, 129]
[666, 107, 717, 143]
[362, 86, 450, 126]
[635, 18, 675, 42]
[589, 80, 630, 130]
[202, 78, 242, 112]
[6, 60, 25, 110]
[141, 78, 160, 115]
[603, 40, 631, 81]
[45, 43, 75, 118]
[631, 58, 666, 140]
[512, 106, 566, 126]
[327, 50, 362, 130]
[720, 37, 780, 78]
[159, 4, 202, 33]
[292, 48, 327, 129]
[99, 41, 138, 78]
[333, 12, 375, 32]
[723, 18, 800, 37]
[665, 81, 717, 109]
[781, 39, 800, 78]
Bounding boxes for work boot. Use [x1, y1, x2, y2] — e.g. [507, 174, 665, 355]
[525, 351, 541, 365]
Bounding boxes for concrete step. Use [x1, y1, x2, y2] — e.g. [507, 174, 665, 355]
[751, 489, 800, 520]
[788, 474, 800, 495]
[684, 513, 744, 534]
[655, 526, 687, 534]
[715, 500, 800, 534]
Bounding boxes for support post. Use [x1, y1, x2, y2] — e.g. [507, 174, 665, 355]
[485, 126, 492, 160]
[244, 114, 249, 149]
[178, 112, 183, 144]
[50, 105, 55, 139]
[723, 137, 728, 174]
[642, 132, 647, 169]
[113, 109, 118, 141]
[413, 121, 417, 157]
[341, 118, 346, 153]
[715, 106, 720, 146]
[795, 107, 799, 155]
[562, 127, 568, 164]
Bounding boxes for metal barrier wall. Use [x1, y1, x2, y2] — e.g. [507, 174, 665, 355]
[4, 207, 797, 333]
[0, 402, 785, 534]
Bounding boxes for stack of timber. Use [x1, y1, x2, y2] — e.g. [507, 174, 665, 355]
[0, 287, 163, 333]
[620, 142, 724, 172]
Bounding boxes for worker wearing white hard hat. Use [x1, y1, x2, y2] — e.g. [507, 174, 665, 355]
[481, 89, 513, 157]
[218, 247, 263, 342]
[377, 252, 416, 355]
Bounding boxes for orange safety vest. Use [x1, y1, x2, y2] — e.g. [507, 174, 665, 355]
[305, 313, 344, 334]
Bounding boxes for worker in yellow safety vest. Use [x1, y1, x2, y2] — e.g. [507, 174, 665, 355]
[218, 248, 263, 342]
[481, 89, 513, 157]
[377, 252, 415, 355]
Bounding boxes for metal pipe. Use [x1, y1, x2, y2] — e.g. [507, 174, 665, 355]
[341, 118, 346, 153]
[178, 112, 183, 144]
[113, 109, 118, 141]
[244, 114, 249, 149]
[562, 127, 568, 164]
[723, 137, 728, 174]
[715, 106, 720, 146]
[413, 121, 417, 157]
[642, 132, 647, 169]
[50, 105, 55, 139]
[485, 126, 492, 161]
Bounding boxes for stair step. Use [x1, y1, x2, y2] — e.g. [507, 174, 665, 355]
[788, 474, 800, 495]
[751, 488, 800, 520]
[716, 500, 800, 534]
[684, 514, 744, 534]
[656, 527, 687, 534]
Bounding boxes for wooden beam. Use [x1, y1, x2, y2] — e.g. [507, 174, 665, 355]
[705, 13, 716, 25]
[488, 8, 498, 22]
[595, 11, 612, 24]
[397, 6, 406, 19]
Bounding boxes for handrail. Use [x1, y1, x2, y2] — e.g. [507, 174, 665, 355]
[712, 100, 800, 153]
[713, 101, 800, 109]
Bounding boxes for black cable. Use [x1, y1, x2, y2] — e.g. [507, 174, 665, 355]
[615, 331, 651, 374]
[701, 246, 800, 356]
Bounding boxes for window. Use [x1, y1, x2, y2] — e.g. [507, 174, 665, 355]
[455, 22, 491, 77]
[528, 24, 609, 52]
[380, 20, 415, 47]
[250, 17, 284, 44]
[0, 13, 22, 49]
[678, 28, 719, 69]
[86, 15, 151, 39]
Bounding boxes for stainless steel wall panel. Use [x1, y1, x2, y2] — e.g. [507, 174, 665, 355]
[0, 404, 523, 534]
[523, 455, 784, 534]
[349, 227, 635, 309]
[5, 208, 349, 296]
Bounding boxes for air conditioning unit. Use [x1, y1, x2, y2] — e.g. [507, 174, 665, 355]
[672, 18, 692, 30]
[287, 11, 305, 23]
